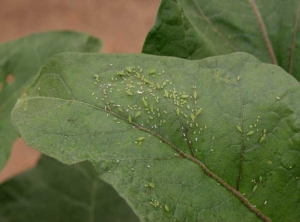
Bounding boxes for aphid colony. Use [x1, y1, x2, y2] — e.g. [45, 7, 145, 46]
[236, 115, 267, 144]
[90, 65, 208, 147]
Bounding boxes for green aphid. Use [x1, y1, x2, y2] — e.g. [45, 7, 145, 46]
[176, 107, 180, 116]
[196, 108, 202, 116]
[259, 175, 263, 182]
[137, 137, 145, 142]
[193, 91, 197, 100]
[142, 97, 148, 107]
[263, 129, 267, 134]
[260, 135, 266, 143]
[187, 105, 190, 110]
[118, 107, 124, 113]
[246, 131, 255, 136]
[126, 89, 133, 96]
[164, 205, 169, 212]
[164, 90, 169, 98]
[236, 125, 243, 132]
[191, 113, 195, 122]
[117, 71, 126, 76]
[148, 182, 155, 188]
[126, 67, 133, 73]
[157, 113, 161, 117]
[136, 72, 141, 78]
[150, 105, 154, 113]
[135, 111, 142, 117]
[181, 95, 189, 99]
[128, 115, 132, 123]
[253, 184, 258, 192]
[148, 69, 156, 75]
[149, 116, 153, 120]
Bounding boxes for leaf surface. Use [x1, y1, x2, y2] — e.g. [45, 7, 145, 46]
[0, 155, 139, 222]
[0, 31, 101, 169]
[143, 0, 300, 80]
[12, 52, 300, 221]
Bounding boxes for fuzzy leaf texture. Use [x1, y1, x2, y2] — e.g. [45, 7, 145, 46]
[143, 0, 300, 80]
[0, 31, 101, 169]
[0, 155, 139, 222]
[12, 52, 300, 221]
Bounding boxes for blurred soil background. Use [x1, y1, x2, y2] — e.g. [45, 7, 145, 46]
[0, 0, 161, 182]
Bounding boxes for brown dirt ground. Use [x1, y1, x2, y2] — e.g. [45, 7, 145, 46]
[0, 0, 161, 183]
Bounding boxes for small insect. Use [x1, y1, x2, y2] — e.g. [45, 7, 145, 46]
[176, 108, 180, 116]
[164, 205, 169, 212]
[194, 91, 197, 99]
[117, 71, 126, 76]
[247, 131, 254, 136]
[253, 184, 258, 192]
[148, 182, 155, 188]
[135, 111, 142, 117]
[196, 108, 202, 116]
[237, 125, 242, 132]
[128, 115, 132, 123]
[148, 69, 156, 75]
[181, 95, 189, 99]
[260, 135, 266, 143]
[126, 89, 133, 96]
[142, 97, 148, 107]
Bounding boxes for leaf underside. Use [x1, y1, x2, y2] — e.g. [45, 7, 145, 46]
[0, 155, 139, 222]
[143, 0, 300, 80]
[12, 52, 300, 221]
[0, 31, 101, 169]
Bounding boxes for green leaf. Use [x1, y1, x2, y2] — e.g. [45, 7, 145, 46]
[0, 31, 101, 169]
[12, 52, 300, 221]
[143, 0, 300, 79]
[0, 155, 139, 222]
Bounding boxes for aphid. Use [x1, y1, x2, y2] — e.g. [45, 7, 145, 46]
[253, 184, 258, 192]
[148, 182, 155, 188]
[196, 108, 202, 116]
[237, 125, 243, 132]
[191, 113, 195, 122]
[142, 97, 148, 107]
[149, 116, 153, 120]
[259, 175, 263, 182]
[128, 115, 132, 123]
[117, 71, 126, 76]
[137, 137, 145, 142]
[194, 91, 197, 99]
[276, 96, 280, 100]
[164, 205, 169, 212]
[118, 107, 124, 113]
[126, 67, 133, 73]
[247, 131, 255, 136]
[135, 111, 142, 117]
[176, 107, 180, 116]
[148, 69, 156, 75]
[181, 95, 189, 99]
[260, 135, 266, 143]
[263, 129, 267, 134]
[164, 90, 169, 98]
[150, 105, 154, 113]
[126, 89, 133, 96]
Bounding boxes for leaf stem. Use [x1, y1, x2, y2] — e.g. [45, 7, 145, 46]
[288, 0, 300, 73]
[249, 0, 277, 65]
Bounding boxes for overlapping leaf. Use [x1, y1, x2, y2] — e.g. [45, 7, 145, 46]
[12, 52, 300, 221]
[143, 0, 300, 80]
[0, 31, 101, 169]
[0, 155, 139, 222]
